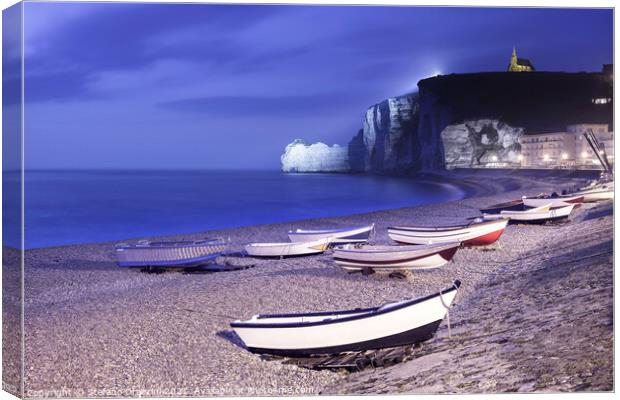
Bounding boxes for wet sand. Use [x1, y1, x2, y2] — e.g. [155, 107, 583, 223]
[3, 170, 613, 397]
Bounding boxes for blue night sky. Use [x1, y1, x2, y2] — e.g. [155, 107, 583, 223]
[19, 2, 613, 170]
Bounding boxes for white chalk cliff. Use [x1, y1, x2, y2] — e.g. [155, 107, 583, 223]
[280, 139, 349, 172]
[349, 94, 420, 172]
[441, 119, 523, 169]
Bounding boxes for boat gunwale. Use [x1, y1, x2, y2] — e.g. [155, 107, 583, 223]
[230, 281, 461, 329]
[501, 203, 574, 216]
[333, 242, 459, 255]
[245, 237, 330, 248]
[522, 194, 584, 202]
[388, 219, 506, 233]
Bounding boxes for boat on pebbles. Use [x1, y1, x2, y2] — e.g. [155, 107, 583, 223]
[245, 237, 330, 257]
[332, 242, 460, 271]
[288, 224, 374, 244]
[572, 185, 614, 202]
[522, 194, 584, 208]
[115, 238, 228, 268]
[482, 203, 575, 223]
[388, 219, 508, 247]
[230, 280, 461, 356]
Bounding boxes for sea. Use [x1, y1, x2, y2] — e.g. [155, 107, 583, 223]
[3, 170, 466, 249]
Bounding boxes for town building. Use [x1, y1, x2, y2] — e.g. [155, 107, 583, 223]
[569, 124, 614, 169]
[519, 124, 613, 169]
[508, 47, 535, 72]
[520, 131, 573, 168]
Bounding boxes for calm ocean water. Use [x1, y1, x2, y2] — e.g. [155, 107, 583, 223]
[4, 170, 466, 249]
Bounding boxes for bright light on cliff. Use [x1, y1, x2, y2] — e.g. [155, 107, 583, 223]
[433, 71, 442, 76]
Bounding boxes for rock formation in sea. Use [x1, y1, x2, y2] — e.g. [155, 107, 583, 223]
[282, 71, 612, 173]
[441, 120, 523, 169]
[280, 139, 349, 172]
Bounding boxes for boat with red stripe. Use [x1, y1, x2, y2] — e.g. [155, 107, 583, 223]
[387, 219, 508, 247]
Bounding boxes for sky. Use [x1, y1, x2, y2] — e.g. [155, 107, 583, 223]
[10, 2, 614, 170]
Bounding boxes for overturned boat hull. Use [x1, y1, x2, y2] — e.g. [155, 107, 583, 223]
[115, 239, 228, 268]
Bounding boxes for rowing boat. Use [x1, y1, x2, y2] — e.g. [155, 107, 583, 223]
[522, 194, 584, 208]
[387, 219, 508, 247]
[572, 186, 614, 202]
[482, 203, 575, 223]
[288, 224, 374, 244]
[230, 280, 461, 356]
[332, 242, 460, 271]
[245, 237, 330, 257]
[115, 238, 228, 268]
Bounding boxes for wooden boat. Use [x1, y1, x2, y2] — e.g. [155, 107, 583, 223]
[245, 237, 330, 257]
[388, 219, 508, 247]
[230, 280, 461, 356]
[522, 194, 584, 208]
[332, 242, 460, 271]
[479, 199, 524, 214]
[578, 180, 614, 193]
[482, 203, 575, 223]
[288, 224, 374, 244]
[115, 238, 228, 268]
[573, 186, 614, 202]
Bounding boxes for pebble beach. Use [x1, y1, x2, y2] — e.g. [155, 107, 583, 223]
[3, 170, 613, 397]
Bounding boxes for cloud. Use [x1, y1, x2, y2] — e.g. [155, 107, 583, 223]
[159, 92, 368, 117]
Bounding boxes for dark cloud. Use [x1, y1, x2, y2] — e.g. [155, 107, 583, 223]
[159, 92, 368, 117]
[21, 3, 613, 169]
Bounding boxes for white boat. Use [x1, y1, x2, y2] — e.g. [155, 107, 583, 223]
[288, 223, 374, 244]
[388, 219, 508, 247]
[245, 237, 330, 257]
[115, 238, 228, 268]
[230, 280, 461, 356]
[573, 186, 614, 202]
[332, 242, 460, 271]
[522, 194, 584, 208]
[482, 203, 575, 223]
